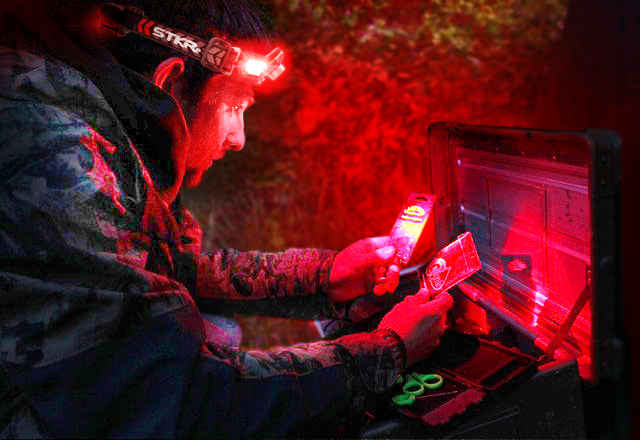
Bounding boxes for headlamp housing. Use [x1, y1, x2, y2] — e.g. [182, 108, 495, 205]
[202, 38, 285, 84]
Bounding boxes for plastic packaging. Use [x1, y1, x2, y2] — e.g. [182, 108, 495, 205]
[390, 193, 435, 266]
[422, 232, 482, 299]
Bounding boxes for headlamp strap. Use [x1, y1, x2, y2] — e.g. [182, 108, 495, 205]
[101, 3, 242, 76]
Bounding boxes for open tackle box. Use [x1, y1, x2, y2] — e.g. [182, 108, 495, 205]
[359, 122, 623, 439]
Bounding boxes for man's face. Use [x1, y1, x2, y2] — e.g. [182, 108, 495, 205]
[182, 74, 255, 187]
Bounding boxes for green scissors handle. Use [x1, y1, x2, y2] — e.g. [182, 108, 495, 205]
[392, 393, 416, 406]
[403, 373, 443, 394]
[392, 373, 444, 406]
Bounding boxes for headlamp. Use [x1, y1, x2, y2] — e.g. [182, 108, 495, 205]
[101, 3, 285, 85]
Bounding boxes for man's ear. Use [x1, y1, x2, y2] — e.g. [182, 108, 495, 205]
[152, 57, 185, 94]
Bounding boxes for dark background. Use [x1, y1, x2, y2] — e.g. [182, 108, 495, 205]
[183, 0, 635, 434]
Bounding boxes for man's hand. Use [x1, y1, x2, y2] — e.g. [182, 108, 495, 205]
[328, 236, 400, 303]
[377, 290, 453, 366]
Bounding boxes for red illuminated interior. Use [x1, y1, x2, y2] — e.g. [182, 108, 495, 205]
[427, 126, 595, 381]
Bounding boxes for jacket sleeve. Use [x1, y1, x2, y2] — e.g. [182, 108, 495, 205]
[192, 248, 353, 319]
[182, 326, 406, 438]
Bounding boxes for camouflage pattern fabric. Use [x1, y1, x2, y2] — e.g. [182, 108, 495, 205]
[0, 47, 406, 438]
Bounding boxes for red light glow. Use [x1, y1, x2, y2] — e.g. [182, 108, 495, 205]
[244, 59, 268, 76]
[530, 289, 549, 327]
[80, 127, 126, 216]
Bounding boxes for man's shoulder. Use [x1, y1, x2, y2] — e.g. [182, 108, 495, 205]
[0, 47, 45, 80]
[0, 46, 123, 133]
[0, 47, 89, 99]
[0, 47, 132, 163]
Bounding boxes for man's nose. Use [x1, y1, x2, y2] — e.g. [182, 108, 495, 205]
[226, 115, 245, 151]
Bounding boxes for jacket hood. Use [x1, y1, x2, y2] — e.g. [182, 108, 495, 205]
[0, 1, 190, 203]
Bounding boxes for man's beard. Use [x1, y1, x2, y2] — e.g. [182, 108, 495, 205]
[185, 168, 206, 188]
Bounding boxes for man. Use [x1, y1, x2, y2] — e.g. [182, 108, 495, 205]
[0, 0, 452, 437]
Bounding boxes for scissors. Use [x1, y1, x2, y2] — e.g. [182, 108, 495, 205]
[392, 372, 444, 406]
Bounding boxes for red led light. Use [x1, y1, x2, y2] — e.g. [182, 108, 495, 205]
[244, 58, 268, 76]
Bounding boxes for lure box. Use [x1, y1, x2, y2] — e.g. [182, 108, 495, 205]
[362, 123, 624, 438]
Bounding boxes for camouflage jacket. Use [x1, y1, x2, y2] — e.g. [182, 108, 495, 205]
[0, 47, 405, 438]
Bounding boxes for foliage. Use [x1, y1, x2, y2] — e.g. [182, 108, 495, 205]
[245, 0, 567, 248]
